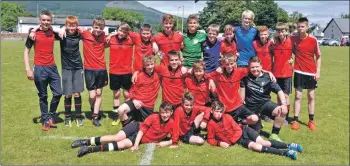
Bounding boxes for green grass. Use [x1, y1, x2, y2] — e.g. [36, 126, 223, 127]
[1, 41, 349, 165]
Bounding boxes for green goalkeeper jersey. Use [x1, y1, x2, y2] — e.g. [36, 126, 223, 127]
[182, 31, 207, 68]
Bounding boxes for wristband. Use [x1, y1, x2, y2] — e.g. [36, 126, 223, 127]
[281, 101, 287, 105]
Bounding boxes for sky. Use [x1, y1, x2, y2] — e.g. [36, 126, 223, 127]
[138, 1, 350, 27]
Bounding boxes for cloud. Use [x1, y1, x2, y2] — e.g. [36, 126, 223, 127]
[138, 1, 207, 17]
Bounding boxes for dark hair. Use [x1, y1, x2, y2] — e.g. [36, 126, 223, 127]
[168, 50, 180, 59]
[248, 56, 262, 65]
[182, 92, 195, 103]
[211, 100, 224, 110]
[159, 102, 173, 112]
[40, 10, 52, 17]
[298, 17, 309, 24]
[141, 24, 152, 32]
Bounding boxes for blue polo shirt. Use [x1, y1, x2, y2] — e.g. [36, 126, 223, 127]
[235, 26, 258, 66]
[202, 38, 221, 73]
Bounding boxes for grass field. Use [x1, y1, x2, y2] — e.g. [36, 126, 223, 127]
[1, 40, 349, 165]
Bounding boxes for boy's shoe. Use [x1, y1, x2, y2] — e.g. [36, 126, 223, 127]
[49, 118, 57, 128]
[77, 146, 91, 157]
[71, 139, 89, 148]
[288, 143, 303, 153]
[42, 121, 50, 131]
[92, 118, 101, 127]
[308, 121, 316, 131]
[65, 118, 72, 127]
[76, 118, 83, 127]
[291, 121, 300, 130]
[111, 119, 120, 126]
[284, 150, 297, 160]
[269, 133, 282, 142]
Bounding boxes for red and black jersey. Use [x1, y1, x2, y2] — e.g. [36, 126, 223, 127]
[211, 67, 247, 112]
[291, 35, 321, 75]
[140, 114, 174, 143]
[129, 70, 160, 108]
[271, 37, 293, 78]
[207, 114, 242, 146]
[129, 32, 154, 72]
[155, 65, 186, 106]
[80, 30, 106, 70]
[154, 31, 183, 66]
[253, 40, 273, 71]
[108, 35, 134, 74]
[220, 38, 237, 56]
[185, 74, 214, 106]
[172, 106, 210, 144]
[25, 29, 60, 66]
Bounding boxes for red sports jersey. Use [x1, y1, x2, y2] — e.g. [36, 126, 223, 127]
[172, 106, 210, 144]
[211, 67, 247, 112]
[220, 39, 237, 56]
[207, 114, 242, 146]
[154, 31, 183, 66]
[185, 75, 213, 106]
[291, 35, 321, 75]
[80, 31, 106, 70]
[129, 32, 153, 72]
[253, 40, 272, 71]
[129, 71, 160, 108]
[140, 114, 174, 143]
[271, 37, 293, 78]
[25, 29, 58, 66]
[155, 65, 185, 106]
[108, 35, 134, 74]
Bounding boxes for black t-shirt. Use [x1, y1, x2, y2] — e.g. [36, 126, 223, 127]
[240, 72, 282, 108]
[60, 30, 83, 69]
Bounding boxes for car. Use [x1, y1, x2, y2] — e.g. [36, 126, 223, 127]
[347, 39, 350, 46]
[319, 38, 330, 45]
[327, 39, 340, 46]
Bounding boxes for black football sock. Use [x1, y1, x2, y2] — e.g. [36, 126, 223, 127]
[309, 114, 314, 122]
[271, 126, 281, 135]
[90, 142, 119, 152]
[64, 96, 72, 119]
[270, 140, 288, 149]
[293, 116, 299, 121]
[261, 146, 288, 156]
[74, 96, 82, 118]
[88, 137, 101, 146]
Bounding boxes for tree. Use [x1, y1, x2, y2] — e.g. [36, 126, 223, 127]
[102, 7, 144, 31]
[341, 13, 350, 18]
[277, 7, 289, 23]
[250, 0, 278, 28]
[288, 11, 304, 23]
[1, 2, 32, 31]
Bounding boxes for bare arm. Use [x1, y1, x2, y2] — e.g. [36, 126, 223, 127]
[24, 47, 34, 80]
[315, 56, 321, 81]
[157, 140, 172, 147]
[240, 87, 245, 102]
[130, 130, 144, 151]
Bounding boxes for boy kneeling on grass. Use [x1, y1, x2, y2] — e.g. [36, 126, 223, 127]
[207, 100, 302, 160]
[71, 102, 174, 157]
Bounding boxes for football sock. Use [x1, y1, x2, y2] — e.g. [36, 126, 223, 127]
[113, 106, 119, 110]
[270, 140, 288, 149]
[88, 137, 101, 146]
[309, 114, 314, 121]
[286, 105, 290, 119]
[261, 146, 288, 156]
[293, 116, 299, 121]
[92, 113, 99, 119]
[64, 96, 72, 118]
[272, 126, 281, 135]
[74, 96, 82, 117]
[90, 142, 119, 152]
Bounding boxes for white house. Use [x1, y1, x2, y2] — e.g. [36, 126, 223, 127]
[310, 25, 324, 37]
[17, 17, 121, 34]
[323, 18, 350, 40]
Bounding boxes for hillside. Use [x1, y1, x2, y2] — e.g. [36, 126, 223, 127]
[12, 0, 165, 25]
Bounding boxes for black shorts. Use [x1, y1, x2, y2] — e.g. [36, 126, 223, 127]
[125, 100, 154, 122]
[109, 73, 132, 91]
[179, 124, 200, 144]
[62, 68, 84, 95]
[121, 122, 140, 145]
[247, 101, 279, 119]
[84, 69, 108, 91]
[294, 72, 317, 89]
[238, 125, 260, 148]
[276, 77, 292, 94]
[227, 105, 255, 124]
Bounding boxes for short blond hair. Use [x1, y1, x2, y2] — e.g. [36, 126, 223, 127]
[224, 24, 234, 33]
[207, 24, 220, 34]
[93, 17, 105, 26]
[241, 10, 255, 21]
[192, 60, 205, 71]
[142, 55, 155, 65]
[117, 23, 131, 33]
[221, 54, 237, 66]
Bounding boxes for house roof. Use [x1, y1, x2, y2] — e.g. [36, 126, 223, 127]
[18, 17, 120, 27]
[323, 18, 350, 33]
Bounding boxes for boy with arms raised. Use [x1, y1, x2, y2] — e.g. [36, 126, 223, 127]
[290, 17, 321, 131]
[170, 92, 210, 148]
[24, 10, 62, 131]
[207, 101, 302, 160]
[240, 56, 288, 141]
[71, 102, 174, 157]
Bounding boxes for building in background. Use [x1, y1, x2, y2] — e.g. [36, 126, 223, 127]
[323, 18, 349, 40]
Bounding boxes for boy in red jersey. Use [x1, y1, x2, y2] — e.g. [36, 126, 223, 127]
[210, 54, 258, 125]
[220, 24, 237, 56]
[131, 24, 154, 72]
[71, 102, 174, 157]
[271, 23, 294, 124]
[24, 10, 62, 131]
[170, 92, 210, 148]
[107, 23, 134, 116]
[253, 26, 273, 72]
[207, 101, 302, 160]
[117, 55, 161, 127]
[290, 18, 321, 131]
[153, 14, 184, 66]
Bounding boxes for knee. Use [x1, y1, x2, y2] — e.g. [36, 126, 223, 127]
[308, 93, 315, 101]
[73, 93, 80, 97]
[114, 91, 120, 98]
[198, 138, 205, 145]
[96, 91, 102, 97]
[89, 93, 96, 99]
[250, 115, 259, 123]
[295, 93, 302, 100]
